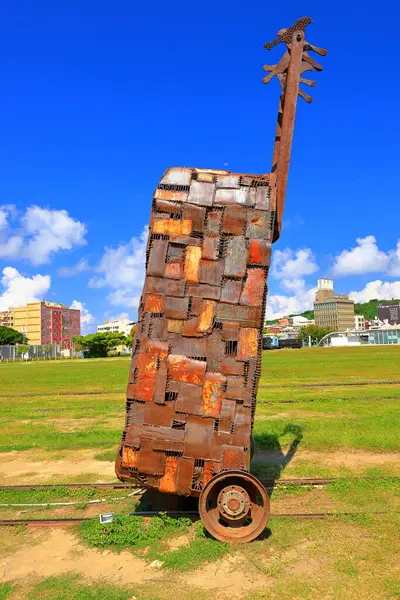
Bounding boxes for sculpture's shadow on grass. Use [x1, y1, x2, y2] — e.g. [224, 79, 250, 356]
[252, 423, 304, 494]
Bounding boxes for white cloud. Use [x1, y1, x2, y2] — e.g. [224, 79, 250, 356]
[58, 258, 90, 277]
[0, 267, 51, 311]
[332, 236, 400, 277]
[387, 241, 400, 276]
[107, 312, 131, 321]
[332, 236, 389, 276]
[266, 279, 317, 320]
[90, 227, 148, 310]
[349, 280, 400, 303]
[271, 248, 318, 280]
[70, 300, 95, 334]
[0, 205, 87, 265]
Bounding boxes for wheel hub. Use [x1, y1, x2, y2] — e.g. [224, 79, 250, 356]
[218, 485, 250, 520]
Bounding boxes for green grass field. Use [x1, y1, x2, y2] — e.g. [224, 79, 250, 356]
[0, 347, 399, 600]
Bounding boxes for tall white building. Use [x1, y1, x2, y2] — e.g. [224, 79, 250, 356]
[97, 318, 135, 336]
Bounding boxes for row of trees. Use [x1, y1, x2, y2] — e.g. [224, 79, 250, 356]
[73, 329, 135, 358]
[0, 326, 25, 346]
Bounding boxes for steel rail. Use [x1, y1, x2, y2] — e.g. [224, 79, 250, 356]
[0, 510, 390, 528]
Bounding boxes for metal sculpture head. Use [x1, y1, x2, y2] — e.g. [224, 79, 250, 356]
[262, 16, 327, 103]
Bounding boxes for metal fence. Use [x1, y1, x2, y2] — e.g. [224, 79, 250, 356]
[0, 344, 83, 361]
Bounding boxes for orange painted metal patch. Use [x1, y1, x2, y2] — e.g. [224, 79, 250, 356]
[164, 261, 184, 279]
[237, 328, 258, 359]
[197, 300, 216, 333]
[184, 246, 202, 283]
[168, 319, 183, 333]
[144, 294, 164, 313]
[159, 455, 178, 493]
[122, 446, 139, 468]
[145, 340, 169, 358]
[153, 219, 192, 236]
[154, 188, 188, 202]
[136, 353, 158, 401]
[240, 268, 266, 306]
[202, 372, 226, 416]
[167, 354, 206, 385]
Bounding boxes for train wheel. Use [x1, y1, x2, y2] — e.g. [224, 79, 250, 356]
[199, 471, 270, 543]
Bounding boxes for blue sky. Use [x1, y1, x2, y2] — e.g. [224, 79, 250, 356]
[0, 0, 399, 331]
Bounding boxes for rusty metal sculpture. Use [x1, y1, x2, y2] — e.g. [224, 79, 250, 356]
[115, 17, 326, 542]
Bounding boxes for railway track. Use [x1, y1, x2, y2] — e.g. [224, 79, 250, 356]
[0, 510, 389, 528]
[0, 477, 339, 491]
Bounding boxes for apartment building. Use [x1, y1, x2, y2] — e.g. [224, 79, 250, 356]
[11, 302, 80, 348]
[97, 318, 135, 336]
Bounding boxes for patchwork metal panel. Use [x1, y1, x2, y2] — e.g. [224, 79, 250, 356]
[115, 166, 276, 496]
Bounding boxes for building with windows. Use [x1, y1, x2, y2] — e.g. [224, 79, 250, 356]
[97, 318, 135, 337]
[0, 310, 14, 328]
[354, 314, 365, 330]
[315, 278, 334, 303]
[11, 302, 80, 348]
[314, 280, 355, 332]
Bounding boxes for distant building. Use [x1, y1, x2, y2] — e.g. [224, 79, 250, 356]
[377, 302, 400, 326]
[288, 315, 314, 326]
[0, 310, 14, 329]
[97, 318, 135, 337]
[276, 317, 289, 327]
[10, 302, 80, 348]
[354, 315, 365, 330]
[315, 278, 334, 303]
[314, 279, 355, 331]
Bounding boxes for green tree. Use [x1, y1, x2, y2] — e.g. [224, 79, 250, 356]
[16, 344, 30, 359]
[126, 324, 136, 349]
[0, 326, 25, 345]
[72, 332, 128, 358]
[298, 324, 333, 344]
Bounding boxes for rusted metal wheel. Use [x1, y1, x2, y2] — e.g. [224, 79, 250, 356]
[199, 471, 270, 543]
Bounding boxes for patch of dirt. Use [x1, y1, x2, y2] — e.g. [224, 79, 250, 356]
[253, 449, 400, 469]
[0, 529, 161, 585]
[184, 553, 268, 593]
[166, 534, 190, 551]
[0, 450, 117, 484]
[45, 417, 122, 433]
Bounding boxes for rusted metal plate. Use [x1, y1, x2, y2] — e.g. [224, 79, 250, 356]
[246, 210, 269, 239]
[144, 294, 164, 314]
[197, 300, 216, 333]
[237, 328, 258, 360]
[182, 317, 204, 338]
[216, 303, 261, 326]
[159, 456, 178, 493]
[202, 236, 220, 260]
[199, 259, 224, 286]
[248, 239, 271, 266]
[168, 319, 183, 333]
[154, 189, 188, 202]
[121, 446, 139, 468]
[201, 372, 226, 417]
[220, 358, 244, 376]
[147, 240, 168, 277]
[182, 204, 206, 232]
[219, 399, 236, 431]
[221, 321, 240, 341]
[220, 279, 242, 304]
[224, 237, 247, 278]
[165, 278, 186, 297]
[184, 246, 202, 283]
[240, 268, 267, 306]
[176, 457, 195, 494]
[215, 174, 240, 188]
[170, 380, 202, 413]
[144, 402, 174, 427]
[135, 353, 158, 401]
[221, 445, 246, 470]
[154, 198, 182, 213]
[187, 180, 214, 206]
[225, 375, 248, 400]
[164, 259, 184, 280]
[138, 440, 166, 475]
[160, 167, 193, 187]
[184, 415, 214, 459]
[190, 296, 202, 316]
[164, 296, 189, 320]
[206, 210, 223, 235]
[167, 354, 206, 385]
[222, 206, 247, 235]
[214, 188, 250, 206]
[187, 284, 221, 300]
[153, 218, 192, 236]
